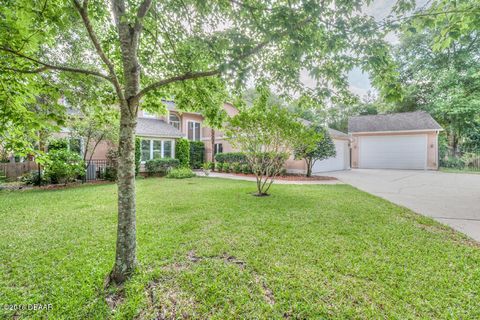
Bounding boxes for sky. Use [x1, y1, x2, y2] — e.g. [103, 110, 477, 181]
[345, 0, 428, 98]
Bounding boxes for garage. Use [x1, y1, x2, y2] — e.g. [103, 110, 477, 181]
[312, 139, 350, 173]
[349, 111, 443, 170]
[358, 134, 427, 169]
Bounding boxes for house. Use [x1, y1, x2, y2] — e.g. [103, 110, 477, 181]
[62, 100, 351, 174]
[349, 111, 443, 170]
[135, 101, 239, 164]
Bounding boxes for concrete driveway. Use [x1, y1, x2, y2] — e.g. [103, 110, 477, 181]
[325, 169, 480, 241]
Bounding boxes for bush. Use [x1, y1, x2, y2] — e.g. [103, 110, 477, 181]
[166, 167, 196, 179]
[230, 162, 241, 174]
[440, 156, 465, 169]
[241, 163, 252, 174]
[175, 138, 190, 168]
[21, 171, 47, 186]
[44, 149, 85, 184]
[145, 158, 179, 176]
[189, 141, 205, 169]
[48, 138, 69, 151]
[215, 152, 247, 164]
[135, 137, 141, 176]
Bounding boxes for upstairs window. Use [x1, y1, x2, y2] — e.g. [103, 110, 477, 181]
[169, 113, 180, 130]
[188, 121, 201, 141]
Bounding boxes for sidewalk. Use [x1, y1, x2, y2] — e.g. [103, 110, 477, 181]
[195, 171, 343, 185]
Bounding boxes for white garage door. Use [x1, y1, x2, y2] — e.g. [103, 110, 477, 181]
[358, 134, 427, 169]
[312, 139, 350, 173]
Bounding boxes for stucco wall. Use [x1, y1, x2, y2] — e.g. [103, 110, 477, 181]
[350, 131, 439, 170]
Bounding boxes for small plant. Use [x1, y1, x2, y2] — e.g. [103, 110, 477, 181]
[241, 164, 251, 174]
[232, 162, 242, 174]
[202, 162, 212, 176]
[21, 171, 48, 186]
[166, 167, 196, 179]
[223, 162, 230, 173]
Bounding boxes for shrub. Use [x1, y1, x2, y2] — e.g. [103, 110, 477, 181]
[223, 162, 230, 173]
[166, 167, 196, 179]
[241, 163, 252, 174]
[440, 156, 465, 169]
[215, 152, 247, 164]
[44, 149, 85, 184]
[232, 162, 242, 174]
[48, 138, 69, 151]
[145, 158, 179, 176]
[189, 141, 205, 169]
[175, 138, 190, 168]
[21, 171, 47, 186]
[135, 137, 141, 176]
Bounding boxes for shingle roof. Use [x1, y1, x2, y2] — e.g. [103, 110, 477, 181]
[348, 111, 442, 133]
[136, 118, 185, 138]
[328, 128, 349, 138]
[298, 118, 349, 139]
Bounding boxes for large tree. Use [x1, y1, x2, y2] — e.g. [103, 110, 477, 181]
[1, 0, 400, 283]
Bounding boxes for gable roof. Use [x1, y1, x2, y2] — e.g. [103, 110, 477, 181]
[136, 118, 185, 138]
[348, 111, 442, 133]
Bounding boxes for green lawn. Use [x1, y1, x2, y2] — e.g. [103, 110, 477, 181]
[440, 167, 480, 174]
[1, 178, 480, 319]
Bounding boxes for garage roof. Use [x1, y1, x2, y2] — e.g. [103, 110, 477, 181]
[348, 111, 442, 133]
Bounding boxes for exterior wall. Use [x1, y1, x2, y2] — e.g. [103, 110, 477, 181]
[351, 131, 439, 170]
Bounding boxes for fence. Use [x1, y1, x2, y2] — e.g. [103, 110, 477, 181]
[440, 153, 480, 171]
[85, 159, 111, 181]
[0, 161, 38, 181]
[0, 159, 112, 182]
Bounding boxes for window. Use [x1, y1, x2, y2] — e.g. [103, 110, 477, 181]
[169, 113, 180, 130]
[140, 139, 175, 161]
[164, 141, 172, 158]
[188, 121, 201, 141]
[214, 143, 223, 155]
[152, 140, 162, 159]
[141, 140, 150, 162]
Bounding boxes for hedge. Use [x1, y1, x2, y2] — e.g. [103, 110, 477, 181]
[215, 152, 247, 164]
[175, 138, 190, 167]
[189, 141, 205, 169]
[135, 137, 141, 176]
[145, 158, 179, 176]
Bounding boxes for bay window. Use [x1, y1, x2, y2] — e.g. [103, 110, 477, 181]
[140, 139, 175, 162]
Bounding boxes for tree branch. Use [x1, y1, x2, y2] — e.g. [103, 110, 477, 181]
[72, 0, 124, 100]
[136, 69, 220, 100]
[0, 47, 111, 80]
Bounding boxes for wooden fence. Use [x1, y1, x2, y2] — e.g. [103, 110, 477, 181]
[0, 161, 38, 181]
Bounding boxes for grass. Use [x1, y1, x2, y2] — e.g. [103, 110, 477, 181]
[440, 167, 480, 174]
[1, 177, 480, 319]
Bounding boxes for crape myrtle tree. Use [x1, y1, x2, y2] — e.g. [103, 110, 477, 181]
[226, 88, 304, 196]
[1, 0, 401, 283]
[295, 124, 336, 177]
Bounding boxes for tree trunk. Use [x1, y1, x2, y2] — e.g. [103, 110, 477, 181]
[110, 103, 138, 283]
[306, 158, 312, 177]
[211, 128, 215, 162]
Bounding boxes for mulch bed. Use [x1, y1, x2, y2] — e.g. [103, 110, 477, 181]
[0, 180, 112, 191]
[218, 172, 337, 181]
